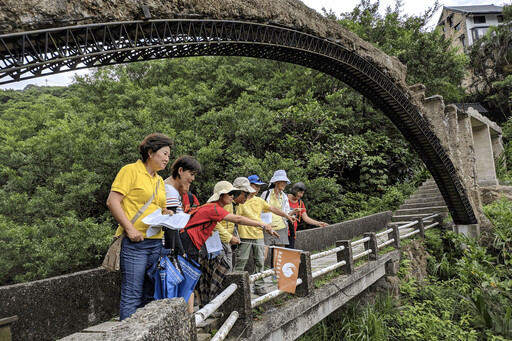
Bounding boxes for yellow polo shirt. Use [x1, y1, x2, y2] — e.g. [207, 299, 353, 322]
[215, 203, 236, 243]
[269, 192, 287, 231]
[237, 197, 271, 239]
[112, 160, 166, 239]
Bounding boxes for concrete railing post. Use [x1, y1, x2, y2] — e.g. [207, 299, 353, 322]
[363, 232, 378, 260]
[417, 218, 425, 238]
[336, 240, 353, 275]
[220, 272, 252, 338]
[388, 225, 400, 249]
[106, 298, 196, 340]
[296, 251, 314, 297]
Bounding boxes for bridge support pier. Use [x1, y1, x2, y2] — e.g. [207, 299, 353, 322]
[221, 272, 253, 338]
[296, 252, 314, 297]
[453, 224, 480, 238]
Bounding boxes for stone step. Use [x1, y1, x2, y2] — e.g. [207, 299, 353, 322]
[394, 206, 448, 215]
[403, 197, 445, 205]
[400, 200, 446, 209]
[408, 193, 444, 200]
[392, 213, 434, 222]
[197, 333, 212, 341]
[196, 313, 224, 334]
[411, 187, 442, 193]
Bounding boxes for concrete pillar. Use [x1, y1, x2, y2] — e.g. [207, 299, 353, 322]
[453, 224, 480, 238]
[106, 298, 196, 340]
[296, 252, 314, 297]
[388, 225, 400, 249]
[336, 240, 353, 275]
[363, 232, 378, 260]
[220, 272, 252, 338]
[472, 123, 498, 185]
[416, 218, 425, 238]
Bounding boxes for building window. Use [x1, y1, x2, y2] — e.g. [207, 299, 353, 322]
[474, 16, 486, 24]
[497, 15, 503, 23]
[460, 35, 466, 47]
[454, 23, 461, 31]
[472, 27, 488, 41]
[447, 15, 454, 27]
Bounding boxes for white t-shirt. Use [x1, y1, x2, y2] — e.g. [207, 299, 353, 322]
[165, 183, 183, 213]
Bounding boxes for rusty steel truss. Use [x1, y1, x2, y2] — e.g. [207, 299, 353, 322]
[0, 19, 477, 224]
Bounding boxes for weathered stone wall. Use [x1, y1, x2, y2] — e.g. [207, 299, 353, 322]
[0, 268, 121, 341]
[105, 298, 196, 341]
[295, 211, 393, 252]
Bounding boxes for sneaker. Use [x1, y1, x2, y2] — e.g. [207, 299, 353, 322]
[254, 288, 267, 296]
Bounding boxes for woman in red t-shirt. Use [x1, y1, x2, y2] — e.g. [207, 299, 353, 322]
[179, 181, 277, 312]
[287, 182, 328, 249]
[180, 181, 277, 260]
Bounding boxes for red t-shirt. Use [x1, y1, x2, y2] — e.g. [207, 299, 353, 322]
[182, 192, 200, 213]
[184, 202, 229, 250]
[288, 199, 306, 233]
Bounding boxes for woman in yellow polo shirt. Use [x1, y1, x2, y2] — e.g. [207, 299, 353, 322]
[106, 133, 173, 320]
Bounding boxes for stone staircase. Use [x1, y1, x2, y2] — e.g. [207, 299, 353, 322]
[391, 178, 448, 224]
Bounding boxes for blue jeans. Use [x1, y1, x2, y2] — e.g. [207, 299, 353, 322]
[120, 237, 164, 320]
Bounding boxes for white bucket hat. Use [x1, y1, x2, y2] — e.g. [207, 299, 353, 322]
[207, 181, 238, 203]
[269, 170, 291, 184]
[233, 177, 256, 193]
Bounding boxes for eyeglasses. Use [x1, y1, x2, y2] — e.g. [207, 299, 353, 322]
[242, 191, 250, 197]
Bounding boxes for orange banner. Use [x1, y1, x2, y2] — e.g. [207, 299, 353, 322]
[273, 247, 301, 293]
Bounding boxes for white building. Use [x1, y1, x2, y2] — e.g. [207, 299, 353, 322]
[437, 4, 504, 52]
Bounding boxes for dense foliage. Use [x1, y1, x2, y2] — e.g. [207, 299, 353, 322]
[0, 57, 425, 285]
[299, 198, 512, 340]
[468, 5, 512, 123]
[331, 0, 468, 103]
[0, 0, 469, 285]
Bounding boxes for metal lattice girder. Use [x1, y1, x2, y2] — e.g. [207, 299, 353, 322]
[0, 19, 477, 224]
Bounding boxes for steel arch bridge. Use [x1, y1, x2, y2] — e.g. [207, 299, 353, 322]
[0, 19, 477, 224]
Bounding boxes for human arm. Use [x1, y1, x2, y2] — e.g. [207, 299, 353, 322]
[106, 191, 144, 242]
[301, 212, 328, 227]
[224, 213, 279, 237]
[214, 222, 240, 245]
[267, 206, 296, 222]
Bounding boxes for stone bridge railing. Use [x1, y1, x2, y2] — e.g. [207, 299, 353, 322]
[1, 211, 391, 341]
[0, 211, 444, 341]
[101, 213, 440, 341]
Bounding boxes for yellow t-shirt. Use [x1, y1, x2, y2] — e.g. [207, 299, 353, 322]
[269, 192, 287, 231]
[238, 197, 271, 239]
[112, 160, 166, 239]
[215, 204, 235, 243]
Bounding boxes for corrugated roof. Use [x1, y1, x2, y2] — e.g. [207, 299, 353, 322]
[454, 103, 489, 113]
[444, 5, 503, 14]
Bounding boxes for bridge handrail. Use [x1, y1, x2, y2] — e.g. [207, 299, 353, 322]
[377, 238, 395, 249]
[353, 249, 372, 260]
[425, 222, 439, 230]
[312, 260, 346, 279]
[249, 268, 274, 283]
[251, 278, 303, 309]
[400, 228, 420, 239]
[195, 283, 238, 326]
[211, 311, 239, 341]
[311, 245, 345, 260]
[351, 236, 370, 247]
[398, 220, 418, 230]
[376, 228, 393, 238]
[423, 213, 439, 221]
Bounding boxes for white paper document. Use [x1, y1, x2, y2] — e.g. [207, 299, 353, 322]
[142, 209, 191, 238]
[205, 231, 223, 254]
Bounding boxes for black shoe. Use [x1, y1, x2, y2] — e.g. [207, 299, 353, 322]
[254, 288, 267, 296]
